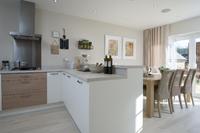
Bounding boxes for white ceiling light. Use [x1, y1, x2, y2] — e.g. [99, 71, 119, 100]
[161, 8, 171, 13]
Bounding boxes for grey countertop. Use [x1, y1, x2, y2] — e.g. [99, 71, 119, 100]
[0, 65, 142, 82]
[0, 69, 126, 82]
[0, 69, 63, 74]
[62, 69, 126, 82]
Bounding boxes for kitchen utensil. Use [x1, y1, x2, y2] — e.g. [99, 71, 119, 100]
[99, 63, 103, 66]
[60, 28, 69, 49]
[89, 64, 104, 73]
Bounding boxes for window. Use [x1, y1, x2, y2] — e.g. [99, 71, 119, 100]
[175, 40, 189, 69]
[167, 35, 200, 98]
[167, 40, 189, 69]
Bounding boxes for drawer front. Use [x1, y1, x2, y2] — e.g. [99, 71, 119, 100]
[2, 73, 47, 96]
[2, 73, 47, 110]
[2, 73, 46, 80]
[2, 92, 47, 110]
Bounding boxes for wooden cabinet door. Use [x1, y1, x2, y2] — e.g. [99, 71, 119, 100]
[2, 73, 47, 110]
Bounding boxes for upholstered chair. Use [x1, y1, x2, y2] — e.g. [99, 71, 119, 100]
[170, 69, 185, 112]
[181, 69, 196, 108]
[154, 70, 174, 118]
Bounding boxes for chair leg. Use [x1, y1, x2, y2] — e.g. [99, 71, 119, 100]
[183, 94, 188, 108]
[171, 97, 174, 112]
[190, 93, 195, 106]
[178, 95, 183, 109]
[168, 98, 172, 114]
[157, 99, 161, 118]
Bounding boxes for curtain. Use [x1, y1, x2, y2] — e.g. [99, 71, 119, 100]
[143, 25, 169, 67]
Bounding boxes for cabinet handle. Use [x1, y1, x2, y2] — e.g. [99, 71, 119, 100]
[77, 80, 83, 84]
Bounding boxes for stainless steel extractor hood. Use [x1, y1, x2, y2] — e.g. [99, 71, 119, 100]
[10, 0, 41, 40]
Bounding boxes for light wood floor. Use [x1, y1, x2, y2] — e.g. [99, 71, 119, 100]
[0, 106, 80, 133]
[0, 98, 200, 133]
[142, 98, 200, 133]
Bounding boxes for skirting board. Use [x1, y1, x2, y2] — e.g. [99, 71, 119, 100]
[0, 102, 65, 118]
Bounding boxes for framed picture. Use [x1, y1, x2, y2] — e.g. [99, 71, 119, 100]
[105, 35, 122, 59]
[122, 37, 136, 59]
[51, 31, 60, 38]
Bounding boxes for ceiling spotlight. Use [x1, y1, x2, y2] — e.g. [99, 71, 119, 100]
[161, 8, 171, 13]
[53, 0, 57, 3]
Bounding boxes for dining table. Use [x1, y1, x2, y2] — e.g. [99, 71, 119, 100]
[143, 74, 162, 118]
[143, 71, 191, 118]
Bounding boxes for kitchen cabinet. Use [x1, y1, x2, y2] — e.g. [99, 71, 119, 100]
[61, 68, 143, 133]
[62, 72, 71, 106]
[47, 72, 62, 104]
[62, 72, 89, 133]
[2, 73, 47, 110]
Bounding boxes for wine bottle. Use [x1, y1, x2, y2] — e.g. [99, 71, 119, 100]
[104, 55, 108, 74]
[108, 55, 113, 74]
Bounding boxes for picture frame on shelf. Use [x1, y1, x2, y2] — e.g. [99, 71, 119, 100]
[105, 35, 122, 59]
[122, 37, 136, 59]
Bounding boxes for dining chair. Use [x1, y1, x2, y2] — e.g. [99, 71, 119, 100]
[181, 69, 197, 108]
[154, 70, 174, 118]
[170, 69, 185, 112]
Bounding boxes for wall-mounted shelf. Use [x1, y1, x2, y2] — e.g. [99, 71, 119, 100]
[78, 40, 93, 50]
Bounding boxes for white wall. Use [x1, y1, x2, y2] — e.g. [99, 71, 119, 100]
[0, 0, 20, 63]
[169, 16, 200, 36]
[35, 9, 143, 68]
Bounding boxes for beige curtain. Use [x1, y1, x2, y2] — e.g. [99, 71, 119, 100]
[143, 25, 169, 67]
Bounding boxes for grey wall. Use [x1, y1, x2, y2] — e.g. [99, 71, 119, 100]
[0, 0, 20, 63]
[35, 9, 143, 68]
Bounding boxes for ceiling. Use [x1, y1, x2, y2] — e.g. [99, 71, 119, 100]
[27, 0, 200, 30]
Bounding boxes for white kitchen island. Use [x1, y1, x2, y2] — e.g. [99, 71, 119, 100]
[62, 66, 143, 133]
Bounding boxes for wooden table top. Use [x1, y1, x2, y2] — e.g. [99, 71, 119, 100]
[143, 74, 162, 81]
